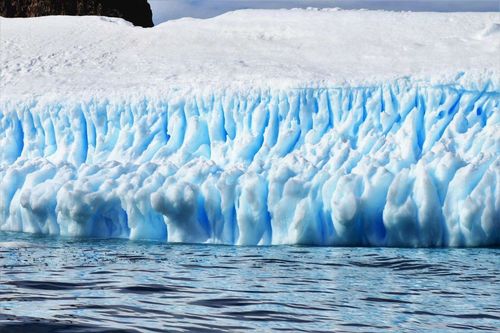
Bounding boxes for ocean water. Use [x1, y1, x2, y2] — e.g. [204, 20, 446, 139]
[0, 232, 498, 333]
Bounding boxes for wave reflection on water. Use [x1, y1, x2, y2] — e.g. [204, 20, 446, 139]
[0, 232, 498, 332]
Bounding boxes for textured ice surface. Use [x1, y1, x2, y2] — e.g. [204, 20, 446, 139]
[0, 10, 499, 246]
[1, 85, 499, 246]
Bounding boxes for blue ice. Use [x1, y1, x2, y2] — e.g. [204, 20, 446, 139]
[0, 82, 498, 246]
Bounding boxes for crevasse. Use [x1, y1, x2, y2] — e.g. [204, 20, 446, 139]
[0, 83, 499, 247]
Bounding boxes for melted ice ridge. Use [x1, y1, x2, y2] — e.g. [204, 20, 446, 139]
[1, 84, 498, 246]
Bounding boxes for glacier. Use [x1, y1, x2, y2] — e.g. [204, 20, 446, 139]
[0, 10, 499, 246]
[1, 84, 499, 246]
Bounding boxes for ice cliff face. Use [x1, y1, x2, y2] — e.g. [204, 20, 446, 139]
[1, 84, 498, 246]
[0, 10, 499, 246]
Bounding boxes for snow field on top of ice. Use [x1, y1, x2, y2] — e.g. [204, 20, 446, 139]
[1, 10, 500, 96]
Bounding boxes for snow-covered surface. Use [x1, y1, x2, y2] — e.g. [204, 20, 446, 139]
[0, 10, 499, 246]
[1, 9, 500, 96]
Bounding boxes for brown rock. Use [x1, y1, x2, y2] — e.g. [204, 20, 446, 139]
[1, 0, 154, 27]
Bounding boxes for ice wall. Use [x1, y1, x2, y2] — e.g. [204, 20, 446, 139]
[1, 83, 498, 247]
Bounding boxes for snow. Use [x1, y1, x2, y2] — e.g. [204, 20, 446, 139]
[2, 10, 500, 96]
[0, 10, 499, 246]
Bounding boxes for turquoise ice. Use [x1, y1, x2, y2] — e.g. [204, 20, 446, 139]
[1, 83, 498, 246]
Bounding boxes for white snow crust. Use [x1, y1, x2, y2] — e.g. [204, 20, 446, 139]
[2, 9, 500, 95]
[0, 10, 499, 246]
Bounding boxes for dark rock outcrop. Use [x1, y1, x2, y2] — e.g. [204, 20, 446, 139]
[1, 0, 154, 27]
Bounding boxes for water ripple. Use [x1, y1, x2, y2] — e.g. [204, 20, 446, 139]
[0, 232, 498, 332]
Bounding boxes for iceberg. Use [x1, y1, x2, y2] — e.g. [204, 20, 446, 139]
[0, 10, 499, 246]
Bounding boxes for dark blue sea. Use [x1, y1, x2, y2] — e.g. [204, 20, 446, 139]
[0, 232, 498, 332]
